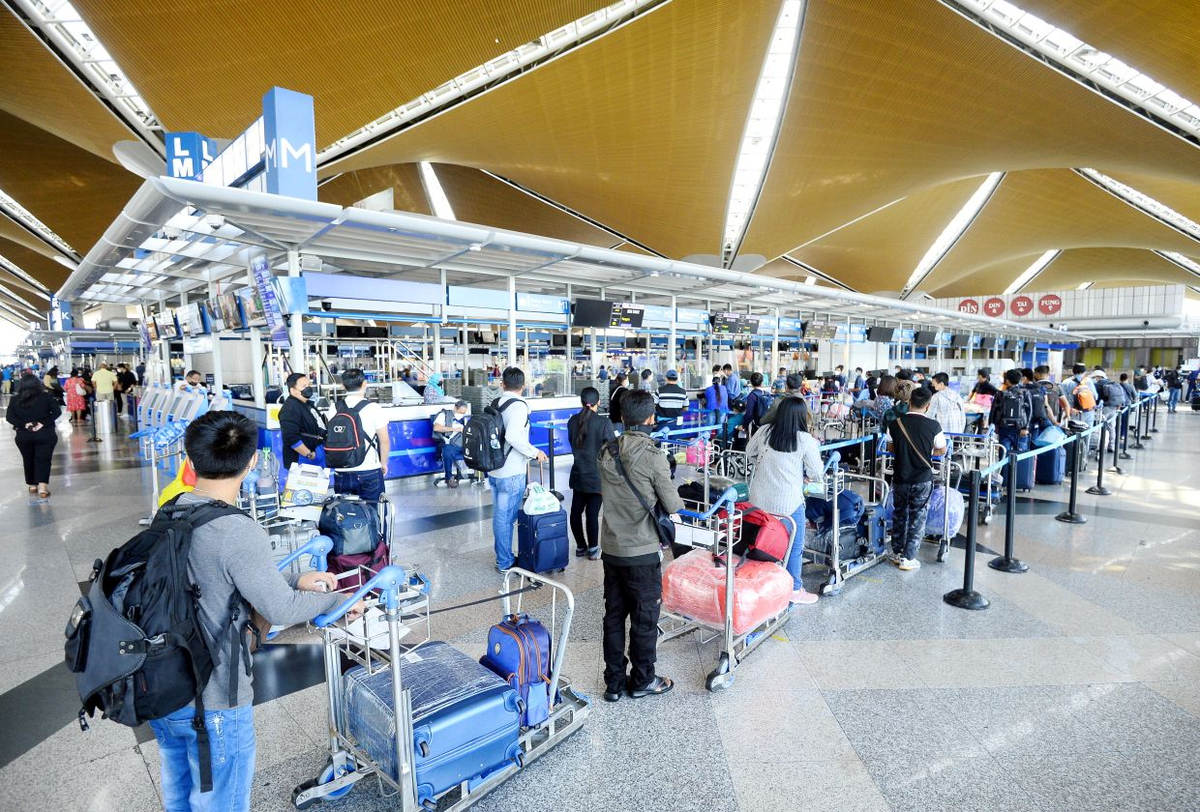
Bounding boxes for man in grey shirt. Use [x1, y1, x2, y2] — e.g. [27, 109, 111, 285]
[149, 411, 363, 812]
[489, 367, 547, 572]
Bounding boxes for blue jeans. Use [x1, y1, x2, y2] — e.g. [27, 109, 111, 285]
[334, 468, 385, 501]
[149, 703, 255, 812]
[1168, 388, 1180, 411]
[787, 505, 807, 590]
[489, 473, 526, 569]
[892, 480, 933, 561]
[441, 443, 465, 481]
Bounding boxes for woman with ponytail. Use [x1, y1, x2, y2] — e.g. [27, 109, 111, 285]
[566, 387, 617, 560]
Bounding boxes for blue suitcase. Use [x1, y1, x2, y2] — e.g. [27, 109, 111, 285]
[516, 509, 569, 573]
[344, 642, 522, 806]
[1035, 445, 1065, 484]
[1015, 453, 1036, 492]
[480, 614, 553, 728]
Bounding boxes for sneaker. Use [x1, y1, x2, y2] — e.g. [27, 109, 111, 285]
[897, 558, 921, 571]
[495, 565, 512, 575]
[790, 588, 819, 605]
[587, 547, 601, 560]
[434, 479, 449, 488]
[575, 547, 589, 558]
[888, 552, 903, 566]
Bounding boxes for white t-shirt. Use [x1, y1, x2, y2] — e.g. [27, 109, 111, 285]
[339, 393, 387, 472]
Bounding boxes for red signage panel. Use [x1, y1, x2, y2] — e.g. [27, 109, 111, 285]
[983, 297, 1005, 317]
[1010, 295, 1034, 316]
[1038, 294, 1062, 315]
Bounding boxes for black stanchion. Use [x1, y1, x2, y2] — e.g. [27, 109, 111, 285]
[944, 469, 990, 610]
[87, 399, 102, 444]
[1087, 421, 1110, 495]
[130, 395, 139, 432]
[1056, 433, 1087, 524]
[1150, 395, 1159, 433]
[545, 425, 563, 501]
[1119, 404, 1132, 460]
[1109, 415, 1124, 476]
[1140, 399, 1152, 440]
[1129, 401, 1145, 450]
[989, 452, 1028, 573]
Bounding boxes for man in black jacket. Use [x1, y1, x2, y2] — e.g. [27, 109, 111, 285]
[278, 372, 326, 468]
[608, 373, 629, 425]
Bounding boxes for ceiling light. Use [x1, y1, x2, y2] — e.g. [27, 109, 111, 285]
[1077, 282, 1093, 290]
[901, 172, 1004, 298]
[418, 162, 456, 221]
[943, 1, 1200, 141]
[1004, 249, 1060, 294]
[722, 0, 806, 266]
[1076, 169, 1200, 241]
[1156, 251, 1200, 279]
[0, 187, 78, 257]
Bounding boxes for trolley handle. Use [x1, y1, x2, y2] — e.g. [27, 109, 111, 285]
[313, 564, 407, 627]
[652, 423, 720, 440]
[678, 486, 739, 520]
[276, 534, 333, 574]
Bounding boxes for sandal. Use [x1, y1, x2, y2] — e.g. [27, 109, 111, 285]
[28, 486, 36, 493]
[628, 676, 674, 699]
[38, 489, 50, 499]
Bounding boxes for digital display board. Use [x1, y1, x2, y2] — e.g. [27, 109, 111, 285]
[204, 298, 225, 332]
[710, 313, 759, 334]
[219, 292, 244, 329]
[572, 298, 614, 328]
[951, 334, 972, 348]
[610, 303, 644, 329]
[979, 336, 999, 350]
[237, 287, 266, 327]
[156, 312, 180, 339]
[805, 322, 838, 340]
[866, 326, 895, 343]
[915, 330, 939, 345]
[145, 318, 159, 342]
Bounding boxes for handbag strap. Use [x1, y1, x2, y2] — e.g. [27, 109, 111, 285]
[893, 414, 935, 472]
[604, 440, 659, 522]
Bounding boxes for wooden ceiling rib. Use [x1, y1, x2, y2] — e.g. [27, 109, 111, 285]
[1016, 0, 1200, 105]
[0, 237, 68, 292]
[739, 0, 1200, 262]
[937, 248, 1198, 297]
[323, 0, 783, 260]
[923, 169, 1200, 293]
[318, 164, 431, 215]
[0, 214, 60, 261]
[787, 177, 985, 293]
[0, 11, 133, 162]
[0, 110, 140, 265]
[70, 0, 608, 144]
[1102, 170, 1200, 228]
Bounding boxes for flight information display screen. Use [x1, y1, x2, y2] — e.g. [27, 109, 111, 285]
[610, 302, 644, 329]
[710, 313, 758, 334]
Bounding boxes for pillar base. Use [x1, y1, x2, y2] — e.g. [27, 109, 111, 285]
[1086, 485, 1111, 496]
[1056, 511, 1087, 524]
[988, 556, 1028, 574]
[944, 589, 990, 610]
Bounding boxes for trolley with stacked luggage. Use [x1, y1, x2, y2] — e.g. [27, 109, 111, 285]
[802, 451, 892, 595]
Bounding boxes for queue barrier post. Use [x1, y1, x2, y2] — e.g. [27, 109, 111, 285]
[1130, 400, 1145, 450]
[1109, 413, 1125, 476]
[988, 452, 1028, 574]
[1086, 421, 1111, 496]
[1150, 393, 1159, 433]
[944, 469, 990, 610]
[1119, 403, 1133, 460]
[546, 425, 563, 501]
[1140, 397, 1152, 440]
[87, 398, 102, 444]
[1056, 433, 1086, 524]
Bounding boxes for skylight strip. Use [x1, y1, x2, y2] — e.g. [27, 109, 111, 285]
[1076, 169, 1200, 243]
[900, 172, 1004, 299]
[1077, 282, 1093, 291]
[319, 0, 667, 168]
[11, 0, 164, 152]
[0, 253, 55, 297]
[1155, 251, 1200, 279]
[0, 190, 78, 258]
[722, 0, 806, 267]
[942, 0, 1200, 144]
[1003, 249, 1060, 294]
[779, 255, 855, 292]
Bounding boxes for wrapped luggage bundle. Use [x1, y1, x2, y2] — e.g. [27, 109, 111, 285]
[661, 550, 792, 636]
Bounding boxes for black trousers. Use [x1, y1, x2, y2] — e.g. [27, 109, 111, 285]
[16, 432, 57, 485]
[569, 491, 602, 551]
[602, 560, 662, 692]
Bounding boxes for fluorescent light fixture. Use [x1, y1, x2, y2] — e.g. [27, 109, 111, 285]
[52, 256, 78, 270]
[1156, 251, 1200, 278]
[1077, 169, 1200, 241]
[804, 275, 817, 286]
[901, 172, 1004, 298]
[1004, 249, 1060, 294]
[944, 0, 1200, 141]
[0, 253, 53, 298]
[12, 0, 163, 149]
[0, 188, 77, 257]
[1077, 281, 1093, 291]
[722, 0, 806, 266]
[418, 162, 456, 221]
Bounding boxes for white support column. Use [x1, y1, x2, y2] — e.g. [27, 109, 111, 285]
[565, 283, 573, 373]
[844, 314, 852, 371]
[207, 281, 224, 396]
[287, 250, 304, 375]
[668, 295, 678, 372]
[179, 290, 191, 372]
[772, 307, 780, 375]
[507, 275, 517, 368]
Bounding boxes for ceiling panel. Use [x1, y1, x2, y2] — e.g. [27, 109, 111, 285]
[0, 236, 68, 292]
[1103, 170, 1200, 227]
[0, 213, 60, 260]
[787, 176, 985, 293]
[71, 0, 609, 144]
[324, 0, 783, 259]
[924, 169, 1200, 293]
[740, 0, 1200, 263]
[1032, 248, 1197, 290]
[0, 110, 141, 258]
[319, 164, 431, 215]
[1016, 0, 1200, 104]
[0, 10, 133, 161]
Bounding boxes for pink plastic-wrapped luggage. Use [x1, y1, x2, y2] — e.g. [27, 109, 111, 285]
[661, 550, 792, 636]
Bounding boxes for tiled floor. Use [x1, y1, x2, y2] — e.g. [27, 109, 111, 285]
[2, 407, 1199, 811]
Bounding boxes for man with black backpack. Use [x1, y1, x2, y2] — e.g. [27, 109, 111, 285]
[69, 411, 359, 811]
[1092, 369, 1129, 452]
[990, 369, 1033, 483]
[324, 368, 391, 501]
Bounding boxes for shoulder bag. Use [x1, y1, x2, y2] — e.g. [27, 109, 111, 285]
[604, 440, 675, 549]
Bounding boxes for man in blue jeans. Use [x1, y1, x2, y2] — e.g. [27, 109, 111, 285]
[331, 368, 391, 501]
[489, 368, 547, 573]
[990, 369, 1033, 489]
[152, 411, 363, 812]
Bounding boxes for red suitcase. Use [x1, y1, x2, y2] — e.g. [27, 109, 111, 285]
[662, 549, 792, 636]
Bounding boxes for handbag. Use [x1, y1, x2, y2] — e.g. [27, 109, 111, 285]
[604, 440, 675, 549]
[75, 383, 87, 397]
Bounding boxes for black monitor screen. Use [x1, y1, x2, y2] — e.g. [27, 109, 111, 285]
[979, 336, 999, 350]
[951, 334, 971, 348]
[915, 330, 939, 345]
[866, 326, 895, 343]
[572, 298, 615, 328]
[711, 313, 759, 335]
[610, 303, 644, 329]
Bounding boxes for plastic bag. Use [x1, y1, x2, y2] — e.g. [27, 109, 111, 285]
[522, 483, 560, 515]
[1032, 424, 1066, 447]
[685, 437, 710, 466]
[661, 550, 792, 635]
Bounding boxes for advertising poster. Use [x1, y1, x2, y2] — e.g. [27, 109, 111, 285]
[250, 254, 290, 348]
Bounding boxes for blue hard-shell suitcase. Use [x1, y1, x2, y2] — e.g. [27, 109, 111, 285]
[1015, 453, 1036, 492]
[344, 642, 522, 806]
[858, 505, 887, 555]
[1035, 445, 1065, 485]
[480, 614, 553, 728]
[516, 509, 570, 573]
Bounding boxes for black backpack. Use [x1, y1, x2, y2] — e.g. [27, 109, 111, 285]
[462, 397, 521, 472]
[65, 496, 245, 792]
[998, 387, 1031, 428]
[323, 399, 377, 468]
[1097, 379, 1128, 408]
[1023, 382, 1047, 425]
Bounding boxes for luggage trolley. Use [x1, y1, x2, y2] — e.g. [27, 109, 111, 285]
[292, 566, 589, 811]
[875, 438, 955, 562]
[945, 430, 1007, 525]
[659, 488, 798, 692]
[805, 453, 891, 595]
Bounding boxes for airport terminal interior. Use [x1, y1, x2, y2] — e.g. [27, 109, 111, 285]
[1, 1, 1200, 811]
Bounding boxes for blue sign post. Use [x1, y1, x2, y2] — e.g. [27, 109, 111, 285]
[164, 132, 217, 179]
[262, 87, 317, 201]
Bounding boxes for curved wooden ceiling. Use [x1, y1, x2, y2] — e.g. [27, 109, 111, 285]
[319, 164, 431, 215]
[935, 248, 1198, 298]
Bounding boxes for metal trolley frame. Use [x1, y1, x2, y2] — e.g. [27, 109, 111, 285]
[875, 439, 955, 562]
[292, 566, 590, 812]
[945, 431, 1007, 526]
[804, 456, 891, 595]
[658, 488, 797, 692]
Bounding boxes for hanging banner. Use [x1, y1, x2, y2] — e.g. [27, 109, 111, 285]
[250, 254, 290, 349]
[1010, 295, 1034, 316]
[983, 297, 1005, 317]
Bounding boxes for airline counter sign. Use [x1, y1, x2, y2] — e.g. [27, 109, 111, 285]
[1038, 294, 1062, 315]
[983, 297, 1005, 317]
[958, 298, 979, 314]
[1010, 295, 1034, 317]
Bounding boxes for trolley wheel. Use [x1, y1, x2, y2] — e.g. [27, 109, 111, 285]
[705, 654, 735, 692]
[820, 579, 842, 597]
[936, 540, 949, 563]
[293, 761, 356, 809]
[980, 507, 992, 526]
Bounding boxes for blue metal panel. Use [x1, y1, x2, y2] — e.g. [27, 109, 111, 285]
[262, 87, 317, 201]
[304, 271, 443, 304]
[448, 286, 507, 308]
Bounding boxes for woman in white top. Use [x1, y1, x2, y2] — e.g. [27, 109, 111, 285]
[746, 396, 825, 605]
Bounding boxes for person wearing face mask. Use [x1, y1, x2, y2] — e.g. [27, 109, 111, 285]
[279, 372, 327, 468]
